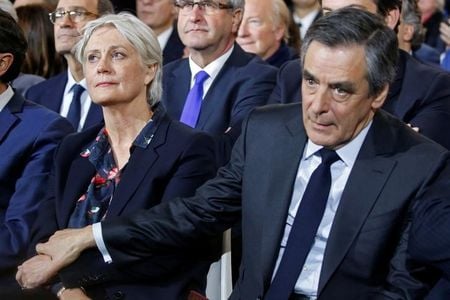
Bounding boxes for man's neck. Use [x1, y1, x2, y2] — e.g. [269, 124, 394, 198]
[294, 2, 320, 18]
[65, 54, 84, 82]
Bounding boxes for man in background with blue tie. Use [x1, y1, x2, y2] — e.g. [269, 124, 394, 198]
[25, 0, 114, 131]
[20, 7, 449, 300]
[162, 0, 277, 167]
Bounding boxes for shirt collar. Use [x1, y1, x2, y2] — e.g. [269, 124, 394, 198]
[66, 69, 87, 92]
[0, 85, 15, 112]
[157, 25, 173, 50]
[304, 120, 373, 168]
[188, 44, 234, 83]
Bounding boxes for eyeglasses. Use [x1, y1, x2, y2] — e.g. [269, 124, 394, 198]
[49, 10, 98, 24]
[174, 0, 233, 15]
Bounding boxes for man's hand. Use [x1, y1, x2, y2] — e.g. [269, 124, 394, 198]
[440, 21, 450, 46]
[60, 288, 91, 300]
[16, 254, 57, 289]
[36, 226, 96, 273]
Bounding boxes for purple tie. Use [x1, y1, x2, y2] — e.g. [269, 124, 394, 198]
[180, 70, 209, 127]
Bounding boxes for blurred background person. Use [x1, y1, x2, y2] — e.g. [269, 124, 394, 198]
[398, 0, 442, 66]
[286, 0, 321, 39]
[418, 0, 446, 52]
[237, 0, 299, 68]
[0, 8, 72, 291]
[0, 0, 47, 96]
[13, 0, 57, 9]
[16, 4, 66, 78]
[18, 12, 219, 300]
[26, 0, 114, 132]
[136, 0, 184, 65]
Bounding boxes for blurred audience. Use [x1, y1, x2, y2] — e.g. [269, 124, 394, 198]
[25, 0, 114, 132]
[288, 0, 321, 39]
[418, 0, 446, 52]
[237, 0, 299, 68]
[16, 4, 65, 78]
[136, 0, 184, 65]
[398, 0, 441, 65]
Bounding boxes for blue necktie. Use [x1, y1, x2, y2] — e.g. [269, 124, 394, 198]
[66, 84, 85, 131]
[265, 148, 340, 300]
[180, 70, 209, 127]
[441, 49, 450, 72]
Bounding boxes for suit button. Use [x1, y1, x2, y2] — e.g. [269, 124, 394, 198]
[113, 291, 124, 299]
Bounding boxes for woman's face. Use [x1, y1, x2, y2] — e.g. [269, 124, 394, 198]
[83, 25, 156, 107]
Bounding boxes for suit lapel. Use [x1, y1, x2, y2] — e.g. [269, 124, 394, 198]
[59, 155, 96, 227]
[105, 117, 168, 216]
[164, 61, 191, 120]
[260, 112, 307, 288]
[0, 94, 23, 143]
[318, 112, 397, 294]
[196, 46, 249, 130]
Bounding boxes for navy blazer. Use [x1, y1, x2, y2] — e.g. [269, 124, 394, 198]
[0, 92, 73, 285]
[162, 23, 185, 65]
[25, 71, 103, 131]
[99, 104, 448, 299]
[30, 110, 219, 299]
[162, 44, 277, 166]
[269, 51, 450, 150]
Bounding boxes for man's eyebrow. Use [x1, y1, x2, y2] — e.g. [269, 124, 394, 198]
[329, 81, 356, 93]
[303, 69, 316, 80]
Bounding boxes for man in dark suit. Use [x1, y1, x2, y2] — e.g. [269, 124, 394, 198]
[25, 0, 114, 131]
[163, 0, 277, 167]
[136, 0, 185, 65]
[23, 8, 449, 299]
[270, 0, 450, 151]
[0, 9, 73, 288]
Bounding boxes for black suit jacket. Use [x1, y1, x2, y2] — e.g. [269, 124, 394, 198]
[25, 72, 103, 131]
[269, 51, 450, 150]
[162, 44, 277, 166]
[162, 23, 184, 65]
[30, 111, 219, 300]
[99, 104, 448, 299]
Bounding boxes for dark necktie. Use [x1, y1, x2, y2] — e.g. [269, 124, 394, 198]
[265, 148, 340, 300]
[180, 70, 209, 128]
[66, 84, 85, 131]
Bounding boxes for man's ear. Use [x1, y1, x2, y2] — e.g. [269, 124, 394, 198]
[0, 53, 14, 77]
[385, 8, 400, 30]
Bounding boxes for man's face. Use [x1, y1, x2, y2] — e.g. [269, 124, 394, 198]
[302, 41, 386, 149]
[136, 0, 176, 33]
[54, 0, 99, 55]
[321, 0, 378, 15]
[177, 1, 242, 56]
[236, 0, 284, 60]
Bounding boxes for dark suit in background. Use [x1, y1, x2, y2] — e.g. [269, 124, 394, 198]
[0, 92, 73, 286]
[162, 44, 277, 167]
[98, 104, 448, 299]
[25, 72, 103, 131]
[30, 110, 219, 300]
[162, 23, 185, 65]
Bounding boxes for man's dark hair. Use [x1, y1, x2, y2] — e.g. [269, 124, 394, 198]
[0, 9, 27, 83]
[301, 7, 398, 97]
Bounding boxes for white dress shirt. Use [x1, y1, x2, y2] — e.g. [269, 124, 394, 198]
[59, 69, 91, 131]
[272, 121, 372, 298]
[0, 85, 14, 112]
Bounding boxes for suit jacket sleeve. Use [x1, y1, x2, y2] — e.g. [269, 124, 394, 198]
[58, 131, 220, 286]
[406, 70, 450, 150]
[215, 61, 276, 166]
[0, 117, 73, 271]
[98, 115, 252, 265]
